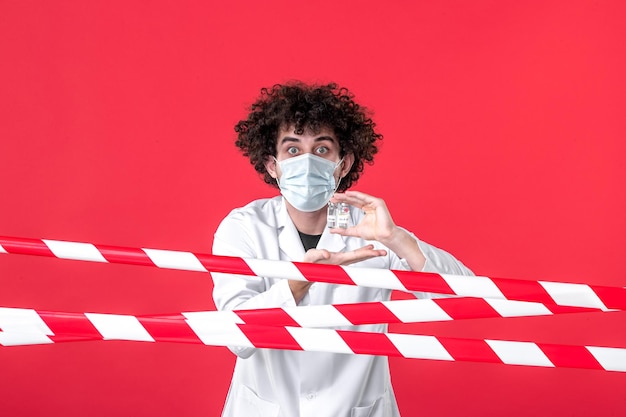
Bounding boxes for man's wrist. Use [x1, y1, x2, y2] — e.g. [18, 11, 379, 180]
[380, 227, 427, 271]
[379, 226, 408, 250]
[289, 280, 312, 304]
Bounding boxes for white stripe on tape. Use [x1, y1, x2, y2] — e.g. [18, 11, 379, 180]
[0, 244, 7, 254]
[0, 307, 54, 346]
[539, 281, 609, 310]
[287, 327, 354, 354]
[43, 239, 107, 263]
[586, 346, 626, 372]
[383, 299, 452, 323]
[285, 305, 353, 328]
[344, 268, 408, 291]
[441, 274, 506, 299]
[484, 299, 553, 318]
[485, 340, 554, 367]
[244, 258, 306, 281]
[85, 313, 155, 342]
[142, 249, 207, 272]
[184, 314, 253, 347]
[182, 310, 244, 324]
[387, 333, 454, 361]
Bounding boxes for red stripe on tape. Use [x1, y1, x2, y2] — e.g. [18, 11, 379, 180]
[545, 304, 597, 315]
[338, 330, 402, 357]
[0, 237, 54, 257]
[196, 253, 256, 276]
[138, 316, 203, 344]
[593, 286, 626, 310]
[393, 271, 456, 294]
[334, 302, 403, 325]
[539, 343, 604, 370]
[436, 298, 500, 320]
[491, 277, 557, 306]
[238, 324, 302, 351]
[439, 337, 503, 364]
[39, 311, 103, 342]
[294, 262, 355, 286]
[97, 245, 156, 267]
[235, 308, 301, 327]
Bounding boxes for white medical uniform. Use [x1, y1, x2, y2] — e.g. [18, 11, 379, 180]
[212, 196, 473, 417]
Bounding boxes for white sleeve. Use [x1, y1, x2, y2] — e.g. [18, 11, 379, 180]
[210, 213, 297, 359]
[386, 230, 474, 300]
[417, 239, 473, 276]
[211, 234, 297, 312]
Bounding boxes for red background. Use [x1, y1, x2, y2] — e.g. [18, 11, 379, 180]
[1, 1, 625, 416]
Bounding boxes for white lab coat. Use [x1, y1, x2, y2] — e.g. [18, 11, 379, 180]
[211, 196, 473, 417]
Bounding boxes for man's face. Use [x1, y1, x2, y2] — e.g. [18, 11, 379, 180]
[264, 125, 354, 185]
[274, 125, 341, 164]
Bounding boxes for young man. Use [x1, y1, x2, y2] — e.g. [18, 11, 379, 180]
[211, 82, 473, 417]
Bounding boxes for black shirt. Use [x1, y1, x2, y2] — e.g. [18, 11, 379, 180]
[297, 230, 322, 252]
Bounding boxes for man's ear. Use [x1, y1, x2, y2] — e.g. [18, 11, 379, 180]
[339, 153, 355, 178]
[265, 156, 278, 179]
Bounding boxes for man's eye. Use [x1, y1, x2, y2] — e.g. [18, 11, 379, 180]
[316, 146, 329, 154]
[287, 147, 299, 155]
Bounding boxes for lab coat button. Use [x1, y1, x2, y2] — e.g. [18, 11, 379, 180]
[306, 392, 316, 400]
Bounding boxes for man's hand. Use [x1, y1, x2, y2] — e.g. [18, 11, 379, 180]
[303, 244, 387, 265]
[329, 190, 396, 242]
[289, 244, 387, 304]
[329, 190, 427, 272]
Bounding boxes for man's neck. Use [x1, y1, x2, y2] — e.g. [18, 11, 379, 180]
[285, 201, 327, 235]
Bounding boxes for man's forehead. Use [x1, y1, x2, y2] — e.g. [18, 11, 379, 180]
[278, 124, 336, 137]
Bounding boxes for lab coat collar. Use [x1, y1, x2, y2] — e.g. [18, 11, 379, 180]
[276, 197, 347, 261]
[317, 225, 347, 253]
[277, 197, 306, 261]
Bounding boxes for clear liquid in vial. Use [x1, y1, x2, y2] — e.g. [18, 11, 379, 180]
[336, 203, 350, 228]
[327, 202, 337, 228]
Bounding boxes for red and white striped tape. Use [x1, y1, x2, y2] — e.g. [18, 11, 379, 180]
[175, 298, 599, 328]
[2, 235, 624, 371]
[0, 297, 603, 349]
[0, 298, 603, 344]
[1, 307, 624, 372]
[1, 236, 625, 310]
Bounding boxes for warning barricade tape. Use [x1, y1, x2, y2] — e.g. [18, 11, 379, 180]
[2, 236, 624, 371]
[1, 235, 625, 310]
[1, 299, 601, 342]
[165, 298, 600, 328]
[0, 307, 624, 372]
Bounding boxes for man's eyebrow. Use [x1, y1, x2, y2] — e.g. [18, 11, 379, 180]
[314, 136, 336, 143]
[279, 137, 300, 144]
[279, 136, 336, 144]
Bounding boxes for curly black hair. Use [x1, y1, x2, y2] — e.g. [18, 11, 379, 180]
[234, 81, 382, 192]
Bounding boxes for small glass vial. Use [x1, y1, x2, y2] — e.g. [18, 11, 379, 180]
[327, 202, 338, 228]
[336, 202, 350, 228]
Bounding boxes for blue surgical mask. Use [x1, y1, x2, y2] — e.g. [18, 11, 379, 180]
[275, 153, 343, 212]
